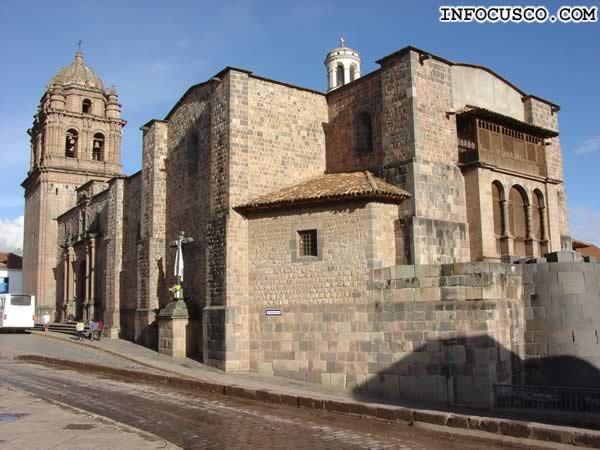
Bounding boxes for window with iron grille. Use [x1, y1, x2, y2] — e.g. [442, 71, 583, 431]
[298, 229, 317, 257]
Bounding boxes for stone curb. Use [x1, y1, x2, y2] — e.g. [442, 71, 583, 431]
[16, 354, 600, 448]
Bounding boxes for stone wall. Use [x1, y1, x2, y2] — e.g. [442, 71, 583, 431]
[248, 250, 524, 407]
[522, 253, 600, 387]
[163, 82, 215, 357]
[120, 172, 142, 340]
[204, 71, 329, 370]
[137, 120, 168, 347]
[326, 71, 383, 173]
[377, 50, 470, 265]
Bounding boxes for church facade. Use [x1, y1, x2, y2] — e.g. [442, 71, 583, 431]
[24, 43, 596, 406]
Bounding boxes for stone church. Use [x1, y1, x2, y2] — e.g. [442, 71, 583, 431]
[24, 42, 598, 406]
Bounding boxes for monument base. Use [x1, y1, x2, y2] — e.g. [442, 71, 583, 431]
[157, 299, 190, 359]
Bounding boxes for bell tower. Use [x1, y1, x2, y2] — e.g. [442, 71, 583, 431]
[325, 38, 361, 92]
[22, 50, 126, 318]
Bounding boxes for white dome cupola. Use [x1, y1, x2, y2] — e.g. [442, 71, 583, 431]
[324, 38, 361, 92]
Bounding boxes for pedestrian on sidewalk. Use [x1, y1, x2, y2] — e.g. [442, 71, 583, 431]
[89, 319, 98, 340]
[97, 318, 104, 341]
[42, 313, 50, 332]
[75, 320, 85, 341]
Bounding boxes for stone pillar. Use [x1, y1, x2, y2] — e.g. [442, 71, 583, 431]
[69, 248, 77, 320]
[84, 242, 90, 322]
[89, 237, 96, 320]
[499, 200, 513, 257]
[344, 65, 351, 87]
[158, 299, 190, 359]
[62, 250, 70, 323]
[525, 203, 534, 257]
[136, 119, 168, 347]
[329, 67, 337, 90]
[539, 205, 549, 256]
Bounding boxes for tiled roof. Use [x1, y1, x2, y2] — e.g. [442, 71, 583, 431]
[573, 239, 600, 259]
[0, 252, 22, 270]
[236, 171, 410, 212]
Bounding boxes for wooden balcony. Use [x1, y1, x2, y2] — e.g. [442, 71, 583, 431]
[457, 110, 556, 178]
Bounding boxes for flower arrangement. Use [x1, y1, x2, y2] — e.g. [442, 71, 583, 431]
[169, 284, 182, 295]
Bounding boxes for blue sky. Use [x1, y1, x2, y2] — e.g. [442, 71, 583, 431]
[0, 0, 598, 252]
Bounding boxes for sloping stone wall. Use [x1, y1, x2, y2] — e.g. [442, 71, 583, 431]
[522, 253, 600, 387]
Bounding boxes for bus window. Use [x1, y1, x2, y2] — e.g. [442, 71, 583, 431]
[10, 295, 32, 306]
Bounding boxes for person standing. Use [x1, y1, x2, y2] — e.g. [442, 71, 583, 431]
[75, 320, 85, 341]
[96, 318, 104, 341]
[42, 313, 51, 332]
[89, 319, 98, 341]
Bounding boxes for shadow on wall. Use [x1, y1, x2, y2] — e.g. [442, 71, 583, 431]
[352, 334, 600, 409]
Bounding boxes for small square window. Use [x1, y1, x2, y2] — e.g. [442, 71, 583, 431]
[298, 229, 318, 257]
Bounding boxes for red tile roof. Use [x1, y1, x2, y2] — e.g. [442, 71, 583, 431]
[573, 240, 600, 259]
[236, 171, 410, 212]
[0, 252, 22, 270]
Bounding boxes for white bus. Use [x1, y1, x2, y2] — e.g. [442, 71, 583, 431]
[0, 294, 35, 331]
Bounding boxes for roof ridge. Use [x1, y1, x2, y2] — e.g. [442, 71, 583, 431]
[364, 171, 379, 192]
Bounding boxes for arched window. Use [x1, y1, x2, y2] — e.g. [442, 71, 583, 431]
[65, 129, 78, 158]
[350, 63, 358, 82]
[491, 181, 504, 255]
[92, 133, 105, 161]
[509, 186, 528, 256]
[336, 64, 345, 87]
[355, 112, 373, 154]
[82, 99, 92, 114]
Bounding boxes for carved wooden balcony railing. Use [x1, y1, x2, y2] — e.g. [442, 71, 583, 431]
[457, 110, 556, 178]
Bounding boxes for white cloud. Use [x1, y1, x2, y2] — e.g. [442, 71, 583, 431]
[570, 207, 600, 246]
[0, 215, 23, 254]
[575, 136, 600, 155]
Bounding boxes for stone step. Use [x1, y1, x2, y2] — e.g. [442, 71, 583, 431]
[32, 323, 90, 336]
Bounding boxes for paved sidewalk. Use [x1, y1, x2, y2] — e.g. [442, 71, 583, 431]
[19, 331, 600, 448]
[0, 384, 178, 449]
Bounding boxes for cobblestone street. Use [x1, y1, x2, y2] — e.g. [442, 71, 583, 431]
[0, 358, 545, 450]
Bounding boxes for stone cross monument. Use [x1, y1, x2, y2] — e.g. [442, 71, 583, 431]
[169, 231, 194, 299]
[159, 231, 194, 359]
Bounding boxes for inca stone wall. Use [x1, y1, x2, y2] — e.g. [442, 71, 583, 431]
[248, 238, 524, 407]
[521, 253, 600, 387]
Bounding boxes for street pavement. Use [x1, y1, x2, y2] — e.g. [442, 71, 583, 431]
[0, 383, 177, 449]
[0, 358, 542, 449]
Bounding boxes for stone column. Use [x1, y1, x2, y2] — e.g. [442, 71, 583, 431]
[525, 203, 534, 257]
[329, 68, 337, 90]
[62, 250, 69, 322]
[89, 237, 96, 321]
[539, 205, 549, 256]
[68, 247, 76, 320]
[344, 65, 351, 86]
[499, 200, 514, 258]
[84, 242, 90, 322]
